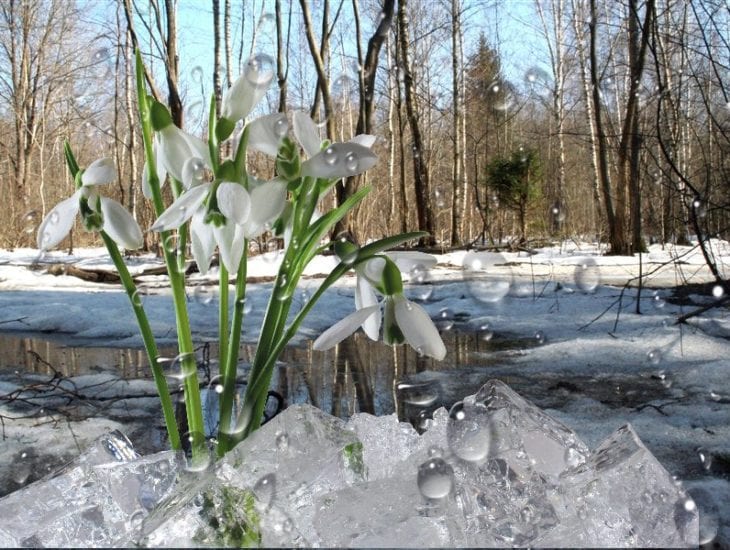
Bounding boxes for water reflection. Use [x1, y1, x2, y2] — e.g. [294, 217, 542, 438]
[0, 330, 522, 425]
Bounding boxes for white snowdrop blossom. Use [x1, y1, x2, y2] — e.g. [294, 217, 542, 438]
[292, 111, 378, 179]
[221, 56, 275, 123]
[313, 254, 446, 360]
[154, 124, 209, 183]
[37, 157, 143, 252]
[151, 175, 287, 274]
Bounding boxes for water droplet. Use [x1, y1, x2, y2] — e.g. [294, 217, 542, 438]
[49, 211, 60, 225]
[404, 263, 432, 302]
[447, 400, 490, 462]
[281, 517, 294, 533]
[534, 330, 546, 345]
[192, 285, 214, 305]
[477, 322, 494, 342]
[332, 74, 356, 100]
[433, 187, 445, 208]
[274, 116, 288, 138]
[647, 349, 662, 365]
[651, 291, 666, 309]
[245, 54, 274, 86]
[428, 446, 443, 457]
[417, 457, 454, 499]
[524, 67, 552, 96]
[396, 379, 441, 407]
[323, 146, 338, 166]
[488, 78, 516, 111]
[687, 487, 720, 545]
[462, 252, 512, 303]
[22, 210, 38, 234]
[712, 284, 724, 298]
[434, 308, 455, 331]
[344, 152, 358, 172]
[697, 447, 712, 471]
[263, 238, 282, 263]
[159, 352, 198, 382]
[93, 47, 110, 63]
[692, 198, 707, 218]
[550, 202, 566, 224]
[182, 157, 207, 189]
[258, 12, 276, 26]
[182, 433, 211, 473]
[130, 288, 147, 308]
[276, 431, 289, 451]
[253, 473, 276, 510]
[574, 257, 600, 293]
[190, 66, 204, 84]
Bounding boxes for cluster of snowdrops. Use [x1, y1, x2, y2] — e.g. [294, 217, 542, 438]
[35, 53, 445, 460]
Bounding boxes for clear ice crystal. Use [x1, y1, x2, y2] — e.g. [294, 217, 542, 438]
[0, 381, 699, 548]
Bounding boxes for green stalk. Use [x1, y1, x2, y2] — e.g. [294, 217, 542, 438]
[216, 246, 247, 456]
[101, 231, 182, 450]
[218, 264, 229, 376]
[135, 50, 205, 458]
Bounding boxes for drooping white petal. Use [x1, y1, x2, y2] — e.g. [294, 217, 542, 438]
[355, 275, 380, 340]
[292, 111, 321, 158]
[349, 134, 377, 149]
[191, 211, 216, 275]
[99, 197, 143, 249]
[82, 157, 116, 186]
[142, 162, 153, 199]
[393, 295, 446, 360]
[301, 142, 377, 179]
[36, 191, 81, 250]
[181, 133, 212, 169]
[221, 58, 274, 122]
[217, 182, 251, 225]
[157, 125, 194, 182]
[312, 305, 380, 351]
[150, 183, 210, 232]
[246, 178, 287, 231]
[214, 220, 246, 273]
[248, 113, 288, 156]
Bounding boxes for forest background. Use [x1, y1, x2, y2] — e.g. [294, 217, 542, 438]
[1, 0, 728, 263]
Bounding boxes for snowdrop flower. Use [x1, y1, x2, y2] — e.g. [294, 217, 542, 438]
[221, 55, 275, 124]
[37, 157, 143, 251]
[292, 111, 378, 179]
[313, 254, 446, 360]
[154, 123, 209, 184]
[151, 171, 287, 274]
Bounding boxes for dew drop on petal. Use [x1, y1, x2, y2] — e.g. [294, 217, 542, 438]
[344, 152, 358, 172]
[417, 457, 454, 499]
[49, 211, 60, 225]
[323, 146, 338, 166]
[274, 117, 288, 138]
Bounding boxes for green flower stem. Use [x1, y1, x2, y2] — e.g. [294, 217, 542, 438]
[216, 246, 247, 456]
[218, 264, 229, 375]
[135, 50, 205, 458]
[100, 231, 181, 450]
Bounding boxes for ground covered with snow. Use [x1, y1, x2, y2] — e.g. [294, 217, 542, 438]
[0, 240, 728, 546]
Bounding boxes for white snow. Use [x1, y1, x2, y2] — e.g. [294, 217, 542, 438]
[0, 240, 728, 544]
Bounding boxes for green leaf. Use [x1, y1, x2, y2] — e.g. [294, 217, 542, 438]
[357, 231, 428, 260]
[63, 141, 80, 177]
[150, 101, 173, 131]
[216, 117, 235, 142]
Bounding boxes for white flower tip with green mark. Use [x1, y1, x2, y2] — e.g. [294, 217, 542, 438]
[82, 157, 116, 186]
[393, 295, 446, 360]
[313, 305, 380, 351]
[301, 142, 378, 179]
[36, 192, 81, 251]
[99, 197, 143, 249]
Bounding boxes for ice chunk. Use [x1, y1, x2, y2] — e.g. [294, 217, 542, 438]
[0, 382, 699, 548]
[538, 423, 699, 548]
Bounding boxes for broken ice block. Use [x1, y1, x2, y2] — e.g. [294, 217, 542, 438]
[538, 423, 699, 548]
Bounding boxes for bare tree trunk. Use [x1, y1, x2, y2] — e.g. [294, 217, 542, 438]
[589, 0, 627, 255]
[397, 0, 435, 246]
[224, 0, 232, 88]
[275, 0, 289, 112]
[450, 0, 463, 246]
[162, 0, 183, 127]
[334, 0, 395, 239]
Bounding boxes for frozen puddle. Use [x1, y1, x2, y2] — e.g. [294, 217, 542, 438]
[0, 380, 700, 547]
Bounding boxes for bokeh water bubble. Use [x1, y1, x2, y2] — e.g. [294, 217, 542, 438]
[651, 290, 666, 309]
[192, 285, 214, 305]
[417, 457, 454, 499]
[712, 284, 724, 299]
[404, 263, 433, 302]
[434, 308, 455, 331]
[574, 257, 600, 293]
[245, 54, 275, 86]
[190, 65, 204, 85]
[462, 252, 512, 303]
[253, 473, 276, 511]
[647, 349, 662, 366]
[22, 210, 39, 234]
[396, 379, 441, 407]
